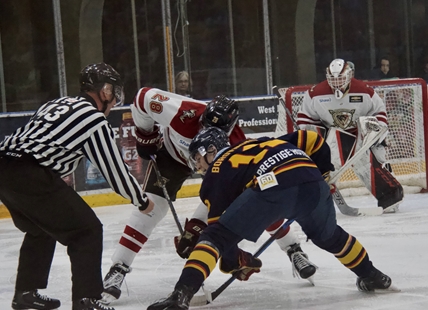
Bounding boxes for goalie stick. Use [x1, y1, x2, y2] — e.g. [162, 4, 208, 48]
[272, 85, 384, 217]
[189, 219, 295, 307]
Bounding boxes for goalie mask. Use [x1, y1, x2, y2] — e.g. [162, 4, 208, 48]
[326, 59, 352, 99]
[201, 95, 239, 135]
[79, 63, 125, 108]
[189, 127, 230, 173]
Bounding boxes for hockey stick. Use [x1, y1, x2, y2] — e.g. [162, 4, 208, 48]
[328, 126, 388, 185]
[150, 155, 211, 295]
[272, 86, 384, 217]
[150, 155, 184, 234]
[190, 219, 295, 307]
[272, 85, 299, 130]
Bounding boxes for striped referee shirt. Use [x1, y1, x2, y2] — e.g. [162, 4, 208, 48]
[0, 93, 149, 209]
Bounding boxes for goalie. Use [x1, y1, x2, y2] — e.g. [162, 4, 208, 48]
[296, 58, 403, 213]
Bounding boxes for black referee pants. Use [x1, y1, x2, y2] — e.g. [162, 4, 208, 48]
[0, 154, 103, 300]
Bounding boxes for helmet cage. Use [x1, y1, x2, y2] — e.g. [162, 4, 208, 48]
[326, 59, 352, 94]
[189, 127, 230, 172]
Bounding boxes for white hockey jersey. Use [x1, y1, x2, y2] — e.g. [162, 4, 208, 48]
[297, 78, 388, 133]
[131, 87, 207, 168]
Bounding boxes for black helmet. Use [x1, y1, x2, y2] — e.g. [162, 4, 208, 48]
[201, 95, 239, 134]
[79, 63, 125, 106]
[189, 127, 230, 163]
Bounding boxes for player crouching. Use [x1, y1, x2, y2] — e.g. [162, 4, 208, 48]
[147, 128, 399, 310]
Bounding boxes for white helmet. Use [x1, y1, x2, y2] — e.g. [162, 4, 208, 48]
[326, 58, 352, 99]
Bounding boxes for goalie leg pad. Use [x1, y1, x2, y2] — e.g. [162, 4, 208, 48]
[371, 156, 403, 211]
[371, 144, 388, 166]
[303, 124, 328, 139]
[325, 127, 356, 170]
[352, 152, 403, 211]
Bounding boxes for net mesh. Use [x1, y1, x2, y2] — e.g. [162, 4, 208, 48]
[275, 79, 427, 191]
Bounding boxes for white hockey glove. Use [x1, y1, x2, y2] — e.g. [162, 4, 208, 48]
[357, 116, 388, 147]
[357, 116, 390, 167]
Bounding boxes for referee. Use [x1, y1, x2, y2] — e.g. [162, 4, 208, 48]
[0, 63, 153, 310]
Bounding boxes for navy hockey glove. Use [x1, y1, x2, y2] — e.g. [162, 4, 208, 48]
[174, 218, 207, 259]
[135, 125, 162, 160]
[219, 249, 262, 281]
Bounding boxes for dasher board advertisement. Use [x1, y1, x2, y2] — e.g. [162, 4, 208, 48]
[0, 95, 279, 191]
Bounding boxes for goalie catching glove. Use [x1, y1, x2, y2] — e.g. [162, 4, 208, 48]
[174, 218, 207, 259]
[219, 249, 262, 281]
[135, 124, 163, 160]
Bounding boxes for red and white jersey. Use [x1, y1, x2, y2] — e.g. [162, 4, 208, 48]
[131, 87, 246, 168]
[297, 78, 387, 133]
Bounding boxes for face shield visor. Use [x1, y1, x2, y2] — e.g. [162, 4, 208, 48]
[102, 83, 125, 106]
[113, 84, 125, 106]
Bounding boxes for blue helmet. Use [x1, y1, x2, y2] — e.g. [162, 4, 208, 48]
[189, 127, 230, 162]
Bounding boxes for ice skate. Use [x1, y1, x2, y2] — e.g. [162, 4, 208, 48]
[287, 243, 317, 285]
[356, 268, 400, 293]
[101, 262, 131, 303]
[12, 289, 60, 310]
[73, 298, 116, 310]
[378, 185, 403, 214]
[147, 283, 195, 310]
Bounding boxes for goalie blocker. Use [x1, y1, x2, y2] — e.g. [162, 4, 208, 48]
[322, 117, 403, 213]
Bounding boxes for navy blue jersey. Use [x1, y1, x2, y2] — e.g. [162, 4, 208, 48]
[200, 130, 334, 224]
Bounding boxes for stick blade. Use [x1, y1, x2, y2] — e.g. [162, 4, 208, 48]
[332, 189, 383, 217]
[189, 287, 212, 307]
[189, 294, 211, 307]
[357, 207, 384, 216]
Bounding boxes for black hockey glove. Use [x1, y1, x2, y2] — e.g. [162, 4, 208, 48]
[135, 125, 163, 160]
[174, 218, 207, 259]
[219, 249, 262, 281]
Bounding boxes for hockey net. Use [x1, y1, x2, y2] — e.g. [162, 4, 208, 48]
[275, 78, 428, 193]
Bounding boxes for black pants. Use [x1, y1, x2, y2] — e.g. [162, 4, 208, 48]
[143, 146, 193, 201]
[0, 154, 103, 300]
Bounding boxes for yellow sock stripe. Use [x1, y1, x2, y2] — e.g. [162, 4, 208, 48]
[191, 243, 220, 261]
[345, 248, 367, 269]
[335, 235, 353, 257]
[184, 262, 209, 279]
[183, 243, 219, 280]
[207, 216, 220, 225]
[336, 238, 364, 265]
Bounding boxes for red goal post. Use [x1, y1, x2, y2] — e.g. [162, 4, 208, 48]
[275, 78, 428, 193]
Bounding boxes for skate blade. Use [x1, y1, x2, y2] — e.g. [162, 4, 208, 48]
[373, 285, 401, 293]
[100, 292, 117, 305]
[189, 286, 213, 307]
[306, 276, 315, 286]
[369, 283, 401, 293]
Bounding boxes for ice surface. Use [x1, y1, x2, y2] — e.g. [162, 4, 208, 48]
[1, 193, 428, 309]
